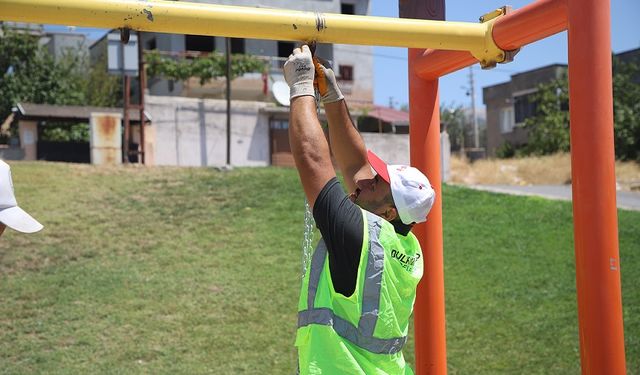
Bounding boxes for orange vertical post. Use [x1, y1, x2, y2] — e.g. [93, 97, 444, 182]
[402, 1, 447, 374]
[567, 0, 627, 373]
[409, 52, 447, 374]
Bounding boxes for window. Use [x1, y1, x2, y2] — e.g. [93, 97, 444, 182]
[341, 3, 355, 14]
[514, 93, 537, 124]
[499, 107, 515, 134]
[230, 38, 245, 54]
[277, 41, 295, 68]
[339, 65, 354, 81]
[270, 119, 289, 129]
[278, 41, 295, 58]
[146, 37, 156, 50]
[185, 35, 214, 52]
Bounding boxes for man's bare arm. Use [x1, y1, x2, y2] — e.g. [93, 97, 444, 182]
[284, 46, 336, 209]
[289, 96, 335, 208]
[324, 100, 373, 193]
[315, 64, 372, 193]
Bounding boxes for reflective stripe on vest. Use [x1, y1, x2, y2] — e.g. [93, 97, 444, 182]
[297, 212, 408, 355]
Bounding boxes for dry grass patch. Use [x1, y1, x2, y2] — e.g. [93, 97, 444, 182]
[450, 153, 640, 191]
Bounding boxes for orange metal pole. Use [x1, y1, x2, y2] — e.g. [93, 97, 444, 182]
[567, 0, 627, 373]
[414, 0, 568, 80]
[409, 47, 447, 375]
[414, 50, 476, 81]
[492, 0, 567, 51]
[401, 1, 447, 373]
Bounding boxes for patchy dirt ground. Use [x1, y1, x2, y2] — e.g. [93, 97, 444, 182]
[449, 153, 640, 192]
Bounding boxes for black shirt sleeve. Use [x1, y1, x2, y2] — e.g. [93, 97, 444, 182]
[312, 178, 364, 297]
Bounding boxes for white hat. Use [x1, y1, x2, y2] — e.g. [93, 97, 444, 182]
[367, 150, 436, 225]
[0, 160, 43, 233]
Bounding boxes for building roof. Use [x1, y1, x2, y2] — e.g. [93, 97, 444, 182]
[509, 63, 568, 79]
[16, 103, 151, 123]
[616, 47, 640, 63]
[366, 106, 409, 125]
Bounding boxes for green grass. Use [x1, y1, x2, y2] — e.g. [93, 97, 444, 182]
[1, 162, 638, 374]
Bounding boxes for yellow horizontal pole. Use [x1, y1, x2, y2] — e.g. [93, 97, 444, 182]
[0, 0, 496, 54]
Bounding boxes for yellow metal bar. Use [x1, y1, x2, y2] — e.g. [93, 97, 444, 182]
[0, 0, 505, 64]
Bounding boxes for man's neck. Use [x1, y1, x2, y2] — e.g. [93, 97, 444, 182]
[391, 220, 412, 236]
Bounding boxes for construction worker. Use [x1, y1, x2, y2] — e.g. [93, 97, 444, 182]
[0, 160, 43, 237]
[284, 45, 435, 374]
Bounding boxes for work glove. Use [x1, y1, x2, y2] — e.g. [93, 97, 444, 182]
[283, 45, 315, 100]
[314, 59, 344, 104]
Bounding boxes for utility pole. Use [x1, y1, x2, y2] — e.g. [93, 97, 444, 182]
[120, 29, 130, 164]
[137, 30, 146, 165]
[226, 37, 231, 166]
[469, 66, 479, 148]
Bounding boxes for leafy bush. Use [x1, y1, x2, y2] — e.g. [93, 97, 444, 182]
[40, 122, 90, 142]
[495, 141, 516, 158]
[145, 50, 266, 84]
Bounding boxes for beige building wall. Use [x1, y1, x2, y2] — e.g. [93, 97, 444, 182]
[18, 121, 38, 161]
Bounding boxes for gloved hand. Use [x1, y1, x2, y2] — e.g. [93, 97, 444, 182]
[283, 45, 315, 100]
[314, 59, 344, 104]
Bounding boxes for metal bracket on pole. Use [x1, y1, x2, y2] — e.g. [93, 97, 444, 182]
[471, 6, 520, 69]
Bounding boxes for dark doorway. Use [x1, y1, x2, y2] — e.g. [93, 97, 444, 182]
[270, 119, 294, 167]
[37, 122, 90, 163]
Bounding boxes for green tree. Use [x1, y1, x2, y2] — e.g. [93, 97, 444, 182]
[612, 57, 640, 161]
[523, 75, 570, 155]
[522, 56, 639, 161]
[0, 26, 88, 122]
[85, 57, 121, 108]
[0, 26, 122, 143]
[440, 104, 467, 152]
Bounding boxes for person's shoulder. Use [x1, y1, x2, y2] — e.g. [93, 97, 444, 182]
[399, 231, 421, 256]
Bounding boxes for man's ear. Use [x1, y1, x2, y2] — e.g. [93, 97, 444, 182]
[382, 206, 398, 221]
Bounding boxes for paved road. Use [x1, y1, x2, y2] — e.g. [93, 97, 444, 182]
[466, 184, 640, 211]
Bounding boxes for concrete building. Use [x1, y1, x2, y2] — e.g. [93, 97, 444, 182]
[40, 31, 89, 61]
[4, 3, 393, 168]
[89, 0, 373, 107]
[5, 97, 412, 169]
[145, 96, 408, 168]
[483, 47, 639, 157]
[84, 0, 375, 167]
[483, 64, 567, 157]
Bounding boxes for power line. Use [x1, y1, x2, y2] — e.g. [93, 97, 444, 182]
[333, 46, 407, 61]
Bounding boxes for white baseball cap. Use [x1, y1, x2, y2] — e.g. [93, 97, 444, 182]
[0, 160, 43, 233]
[367, 150, 436, 225]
